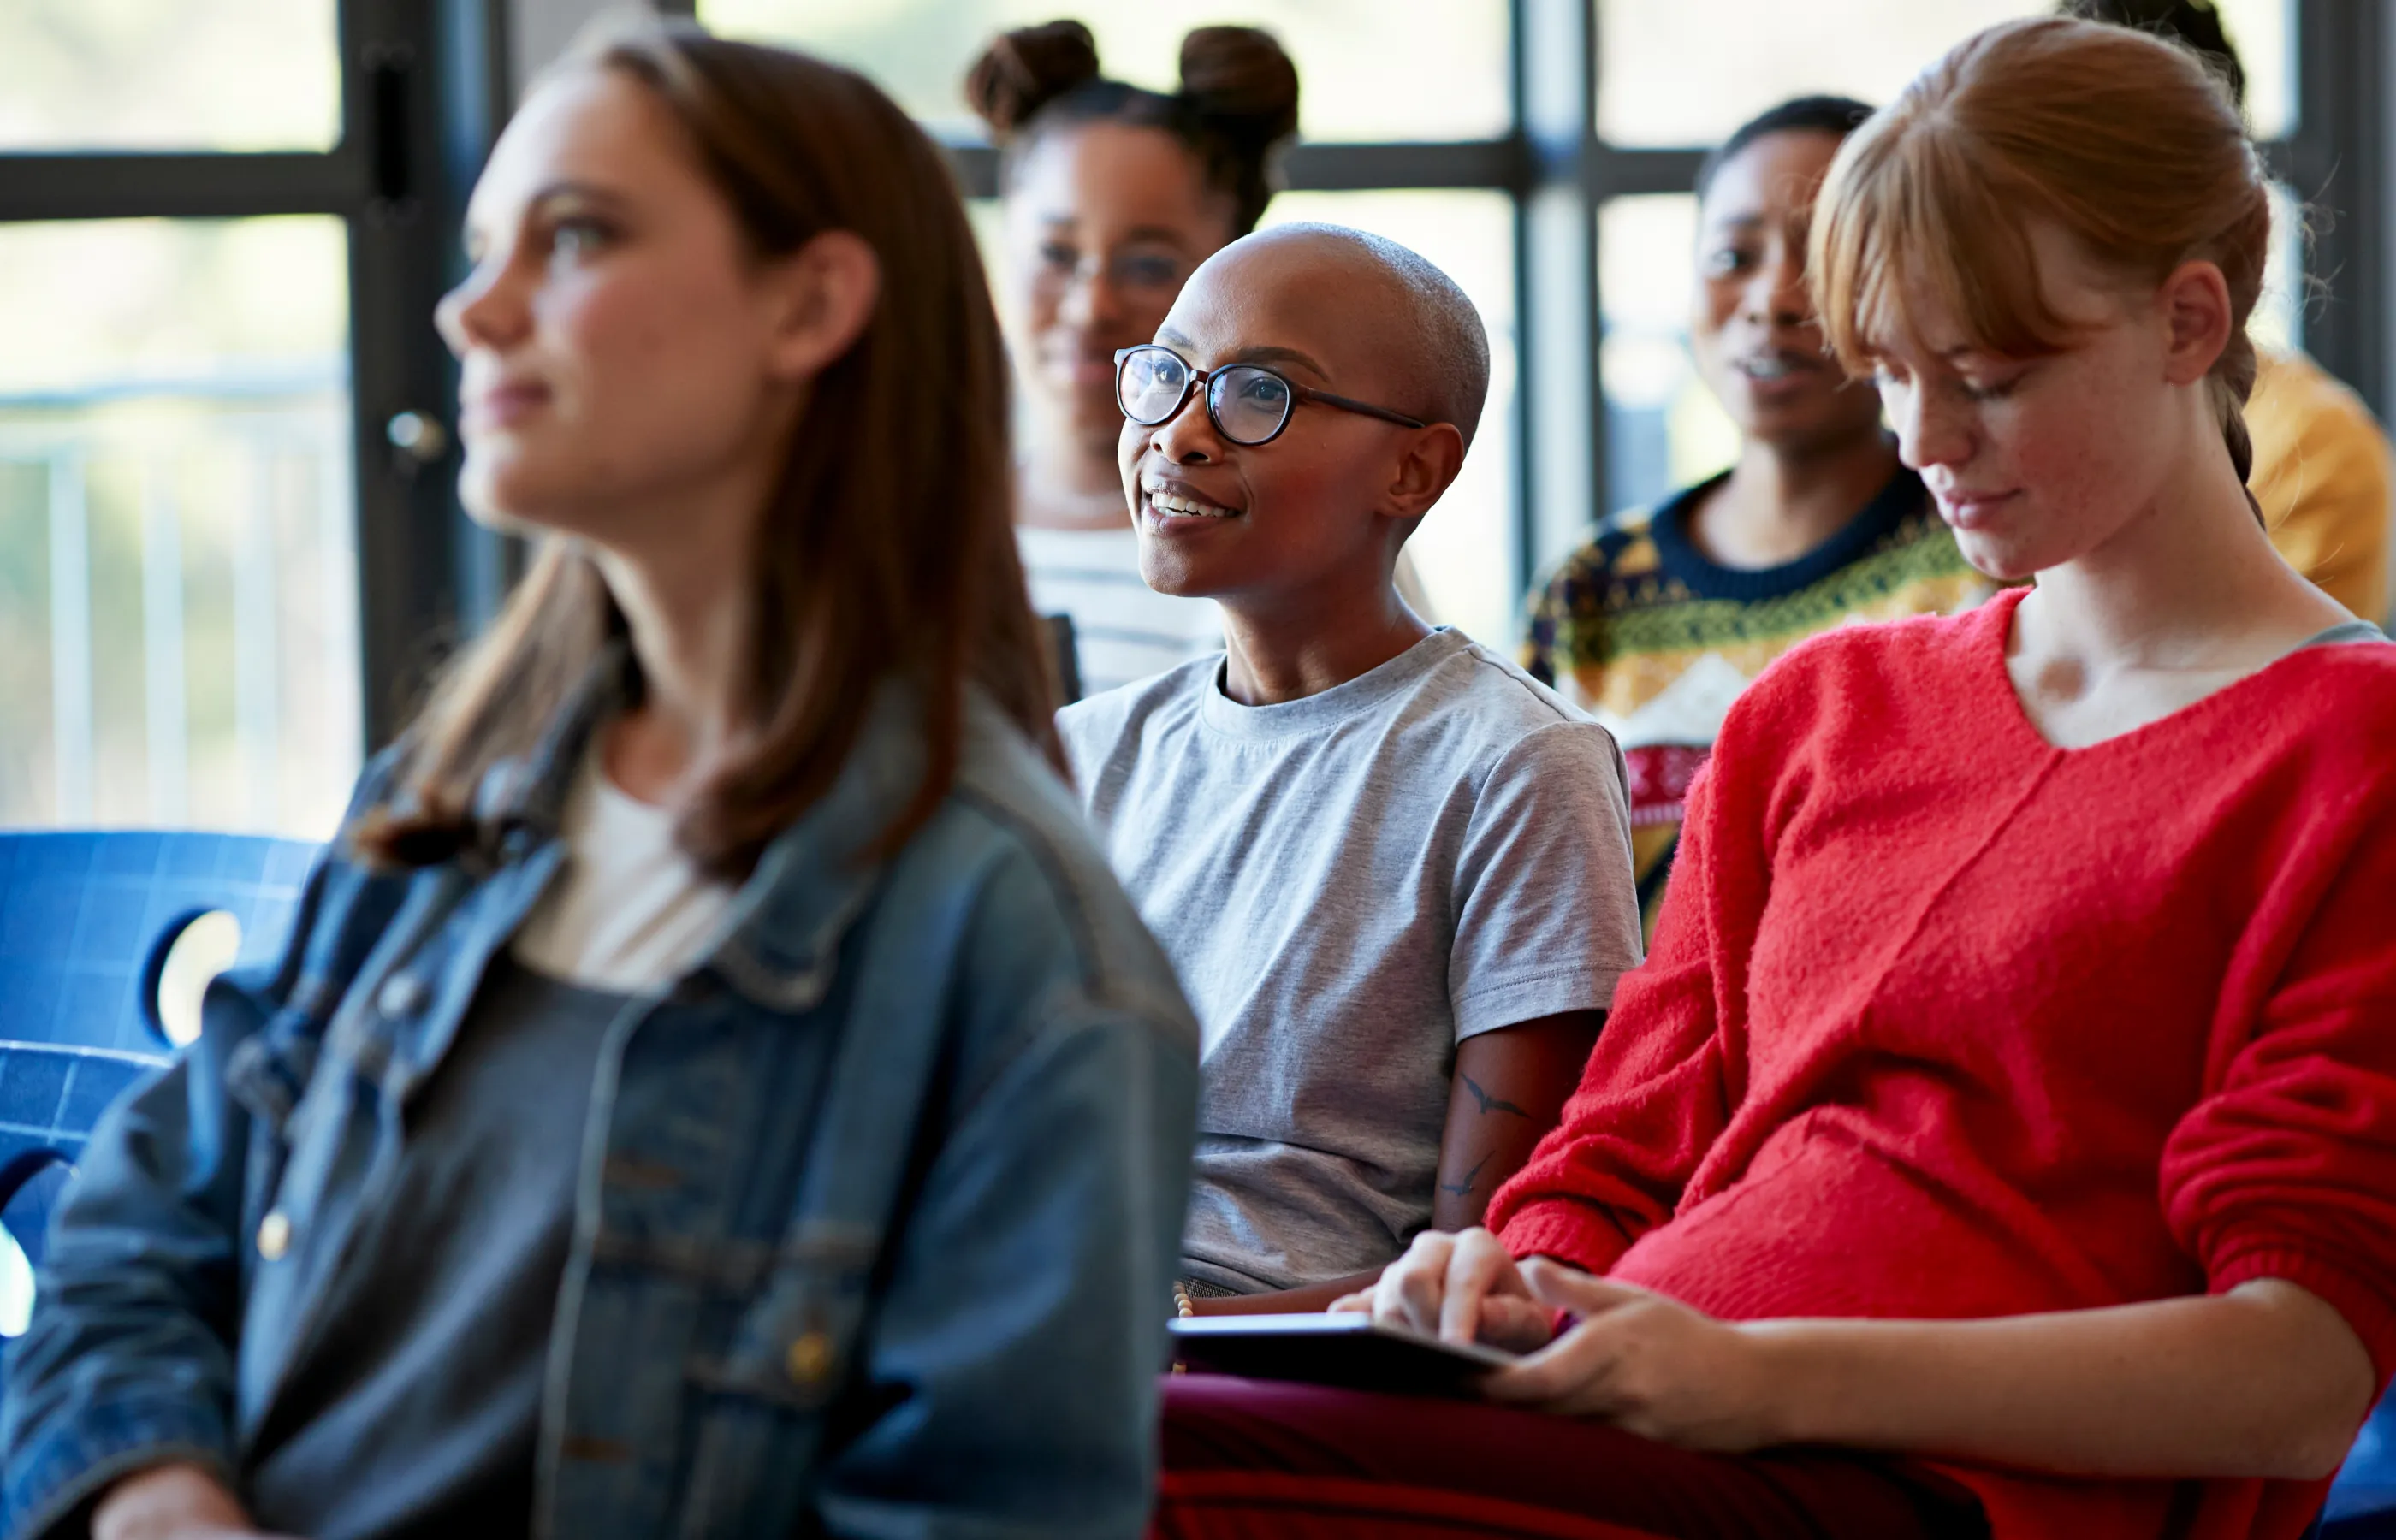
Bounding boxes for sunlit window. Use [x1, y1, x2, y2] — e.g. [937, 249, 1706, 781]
[0, 218, 359, 836]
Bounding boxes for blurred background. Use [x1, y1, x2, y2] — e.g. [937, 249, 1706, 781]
[0, 0, 2375, 841]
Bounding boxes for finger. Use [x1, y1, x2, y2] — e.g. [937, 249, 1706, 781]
[1483, 1318, 1622, 1414]
[1374, 1232, 1456, 1332]
[1518, 1257, 1648, 1318]
[1327, 1290, 1373, 1315]
[1479, 1295, 1563, 1354]
[1438, 1229, 1518, 1345]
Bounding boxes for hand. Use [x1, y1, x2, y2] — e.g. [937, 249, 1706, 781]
[92, 1463, 297, 1540]
[1328, 1228, 1558, 1354]
[1481, 1259, 1791, 1452]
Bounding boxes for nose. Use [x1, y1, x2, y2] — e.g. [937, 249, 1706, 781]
[1146, 380, 1224, 465]
[435, 252, 530, 358]
[1058, 262, 1124, 334]
[1891, 382, 1973, 471]
[1741, 237, 1808, 329]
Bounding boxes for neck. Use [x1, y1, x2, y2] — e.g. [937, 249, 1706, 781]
[585, 459, 774, 801]
[1219, 562, 1431, 706]
[1699, 429, 1899, 569]
[2021, 440, 2337, 669]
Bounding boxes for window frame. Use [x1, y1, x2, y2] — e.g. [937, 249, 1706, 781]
[0, 0, 2376, 777]
[0, 0, 513, 755]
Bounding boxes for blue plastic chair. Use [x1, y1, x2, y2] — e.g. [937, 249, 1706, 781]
[2322, 1392, 2396, 1537]
[0, 831, 318, 1259]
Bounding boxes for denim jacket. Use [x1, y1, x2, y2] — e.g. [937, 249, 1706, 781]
[2, 666, 1201, 1540]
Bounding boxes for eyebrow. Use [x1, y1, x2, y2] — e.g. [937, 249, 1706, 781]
[1155, 329, 1334, 379]
[466, 179, 632, 252]
[1040, 216, 1194, 246]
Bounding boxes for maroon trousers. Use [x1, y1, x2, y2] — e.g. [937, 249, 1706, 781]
[1154, 1376, 1990, 1540]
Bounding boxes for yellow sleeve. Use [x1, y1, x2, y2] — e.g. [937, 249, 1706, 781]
[2248, 351, 2393, 622]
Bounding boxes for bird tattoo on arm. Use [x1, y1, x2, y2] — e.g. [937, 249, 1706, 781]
[1440, 1153, 1493, 1198]
[1462, 1074, 1530, 1119]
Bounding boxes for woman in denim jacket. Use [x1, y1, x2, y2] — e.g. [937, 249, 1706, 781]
[2, 21, 1199, 1540]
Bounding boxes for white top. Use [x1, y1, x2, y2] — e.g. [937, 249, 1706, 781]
[1016, 524, 1225, 699]
[513, 750, 738, 992]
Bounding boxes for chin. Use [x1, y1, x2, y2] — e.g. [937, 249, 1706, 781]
[1954, 531, 2046, 584]
[459, 459, 578, 538]
[1136, 547, 1227, 600]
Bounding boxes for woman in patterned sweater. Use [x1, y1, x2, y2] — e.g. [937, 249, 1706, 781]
[1525, 96, 1989, 933]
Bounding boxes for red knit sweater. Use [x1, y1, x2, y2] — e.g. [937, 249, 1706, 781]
[1490, 588, 2396, 1540]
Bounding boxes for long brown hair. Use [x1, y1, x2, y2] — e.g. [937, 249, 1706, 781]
[356, 18, 1059, 879]
[1809, 16, 2273, 490]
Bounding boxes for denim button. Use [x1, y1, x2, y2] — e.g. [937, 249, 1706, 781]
[257, 1211, 292, 1261]
[377, 974, 430, 1018]
[784, 1330, 832, 1386]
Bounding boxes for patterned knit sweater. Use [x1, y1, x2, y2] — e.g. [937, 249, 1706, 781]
[1492, 589, 2396, 1540]
[1523, 465, 1991, 932]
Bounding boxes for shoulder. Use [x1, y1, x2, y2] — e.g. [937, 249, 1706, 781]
[1533, 500, 1674, 607]
[1055, 654, 1214, 776]
[1718, 597, 2002, 749]
[2275, 638, 2396, 773]
[929, 698, 1196, 1036]
[1408, 634, 1629, 795]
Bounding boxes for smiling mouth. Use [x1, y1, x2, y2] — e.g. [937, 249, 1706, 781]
[1144, 487, 1242, 519]
[1734, 351, 1822, 382]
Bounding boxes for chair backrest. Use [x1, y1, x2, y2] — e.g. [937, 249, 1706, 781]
[2323, 1389, 2396, 1536]
[0, 831, 320, 1262]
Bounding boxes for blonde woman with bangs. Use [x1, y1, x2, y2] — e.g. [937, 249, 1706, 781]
[1150, 17, 2396, 1540]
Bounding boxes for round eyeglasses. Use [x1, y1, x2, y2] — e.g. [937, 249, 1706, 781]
[1113, 344, 1427, 447]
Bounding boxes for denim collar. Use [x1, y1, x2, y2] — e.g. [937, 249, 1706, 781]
[702, 683, 936, 1013]
[463, 647, 940, 1014]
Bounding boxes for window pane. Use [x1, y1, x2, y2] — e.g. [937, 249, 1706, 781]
[1599, 0, 2292, 146]
[1262, 191, 1520, 647]
[2256, 180, 2304, 354]
[1599, 194, 1735, 520]
[1600, 2, 2041, 147]
[0, 0, 339, 151]
[2214, 0, 2293, 140]
[0, 217, 359, 838]
[702, 0, 1509, 142]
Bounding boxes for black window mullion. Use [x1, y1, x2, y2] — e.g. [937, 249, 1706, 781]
[0, 153, 363, 222]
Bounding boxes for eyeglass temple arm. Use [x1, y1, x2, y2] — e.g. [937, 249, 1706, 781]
[1298, 385, 1428, 429]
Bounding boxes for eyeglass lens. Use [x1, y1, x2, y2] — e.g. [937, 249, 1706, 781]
[1117, 349, 1296, 446]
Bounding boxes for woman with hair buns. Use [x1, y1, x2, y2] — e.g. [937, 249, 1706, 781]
[967, 19, 1294, 699]
[1, 19, 1196, 1540]
[1156, 17, 2396, 1540]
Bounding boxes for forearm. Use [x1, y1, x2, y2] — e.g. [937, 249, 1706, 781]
[1434, 1013, 1606, 1231]
[1750, 1280, 2375, 1479]
[1187, 1271, 1385, 1317]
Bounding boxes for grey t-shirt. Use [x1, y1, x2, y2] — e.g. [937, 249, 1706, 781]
[1060, 627, 1643, 1292]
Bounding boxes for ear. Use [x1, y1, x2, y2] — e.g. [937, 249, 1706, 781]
[1376, 422, 1468, 524]
[2156, 258, 2233, 388]
[761, 230, 882, 382]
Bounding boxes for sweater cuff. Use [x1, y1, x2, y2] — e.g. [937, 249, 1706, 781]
[5, 1392, 237, 1540]
[1495, 1198, 1634, 1276]
[2211, 1242, 2396, 1395]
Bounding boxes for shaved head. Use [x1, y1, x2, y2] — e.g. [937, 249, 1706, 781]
[1207, 222, 1492, 448]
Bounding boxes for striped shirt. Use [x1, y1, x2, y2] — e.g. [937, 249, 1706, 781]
[1017, 524, 1225, 700]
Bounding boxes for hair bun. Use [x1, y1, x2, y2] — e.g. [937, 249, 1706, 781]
[1178, 26, 1299, 147]
[965, 20, 1101, 134]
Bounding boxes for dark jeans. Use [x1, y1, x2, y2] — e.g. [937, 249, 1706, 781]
[1155, 1375, 1990, 1540]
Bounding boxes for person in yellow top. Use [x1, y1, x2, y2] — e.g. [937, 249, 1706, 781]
[2249, 346, 2392, 620]
[2067, 0, 2393, 623]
